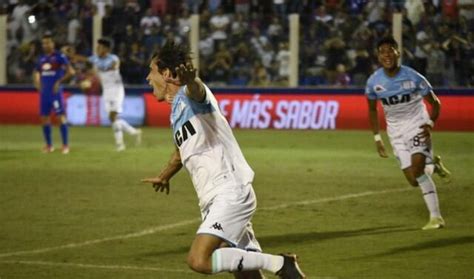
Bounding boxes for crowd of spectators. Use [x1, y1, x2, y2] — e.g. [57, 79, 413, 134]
[3, 0, 474, 87]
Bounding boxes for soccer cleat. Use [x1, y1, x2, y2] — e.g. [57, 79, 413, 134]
[276, 254, 306, 279]
[61, 145, 70, 154]
[422, 216, 445, 230]
[135, 129, 142, 146]
[42, 145, 55, 153]
[116, 143, 126, 152]
[433, 155, 452, 183]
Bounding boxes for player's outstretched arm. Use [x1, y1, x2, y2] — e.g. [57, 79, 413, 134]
[367, 99, 388, 158]
[141, 147, 183, 194]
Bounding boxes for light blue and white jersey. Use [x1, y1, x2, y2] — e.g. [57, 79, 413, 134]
[171, 84, 255, 208]
[365, 65, 432, 137]
[88, 54, 124, 95]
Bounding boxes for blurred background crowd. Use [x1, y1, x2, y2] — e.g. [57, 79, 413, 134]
[3, 0, 474, 87]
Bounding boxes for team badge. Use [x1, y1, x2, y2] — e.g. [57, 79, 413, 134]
[374, 85, 386, 93]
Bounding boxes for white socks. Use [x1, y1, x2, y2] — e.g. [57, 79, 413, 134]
[112, 120, 124, 146]
[211, 248, 283, 274]
[112, 119, 139, 148]
[416, 174, 441, 218]
[116, 119, 138, 135]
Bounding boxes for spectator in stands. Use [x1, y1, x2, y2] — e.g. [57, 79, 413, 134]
[140, 8, 161, 37]
[334, 63, 351, 87]
[122, 42, 146, 84]
[426, 41, 447, 87]
[209, 7, 230, 44]
[208, 42, 232, 86]
[234, 0, 250, 16]
[275, 42, 290, 85]
[351, 45, 373, 86]
[249, 60, 270, 87]
[413, 30, 430, 75]
[324, 31, 349, 84]
[67, 11, 81, 46]
[267, 16, 284, 46]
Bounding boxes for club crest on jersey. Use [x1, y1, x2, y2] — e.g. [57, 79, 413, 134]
[374, 85, 386, 93]
[402, 80, 416, 90]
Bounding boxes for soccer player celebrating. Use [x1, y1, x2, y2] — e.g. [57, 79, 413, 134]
[366, 36, 452, 230]
[72, 38, 141, 151]
[33, 34, 75, 154]
[141, 41, 306, 279]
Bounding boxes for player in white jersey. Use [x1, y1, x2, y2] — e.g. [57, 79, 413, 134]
[71, 38, 141, 151]
[366, 36, 451, 230]
[141, 41, 306, 279]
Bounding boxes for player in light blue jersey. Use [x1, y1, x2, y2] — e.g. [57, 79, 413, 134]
[69, 38, 141, 151]
[33, 34, 75, 154]
[141, 41, 306, 279]
[366, 36, 451, 230]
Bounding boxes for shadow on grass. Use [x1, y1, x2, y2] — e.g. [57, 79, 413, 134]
[352, 235, 474, 259]
[258, 225, 417, 248]
[138, 225, 416, 259]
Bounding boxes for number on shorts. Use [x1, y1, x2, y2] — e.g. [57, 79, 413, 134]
[413, 135, 421, 147]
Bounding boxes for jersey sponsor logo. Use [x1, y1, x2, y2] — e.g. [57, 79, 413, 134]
[381, 93, 411, 106]
[374, 85, 386, 93]
[175, 120, 196, 147]
[402, 80, 416, 90]
[42, 63, 52, 70]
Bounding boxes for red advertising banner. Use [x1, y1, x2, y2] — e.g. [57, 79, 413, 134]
[145, 92, 474, 131]
[1, 90, 473, 131]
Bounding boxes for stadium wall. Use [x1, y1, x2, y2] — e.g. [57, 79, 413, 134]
[0, 87, 473, 131]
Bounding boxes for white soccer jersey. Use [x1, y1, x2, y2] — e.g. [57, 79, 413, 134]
[365, 65, 432, 138]
[88, 54, 124, 99]
[171, 84, 255, 208]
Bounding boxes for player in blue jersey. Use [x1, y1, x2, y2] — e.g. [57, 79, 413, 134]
[366, 36, 451, 230]
[33, 34, 75, 154]
[141, 41, 306, 279]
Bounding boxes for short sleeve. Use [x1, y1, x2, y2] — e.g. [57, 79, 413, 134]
[416, 74, 433, 96]
[365, 77, 377, 100]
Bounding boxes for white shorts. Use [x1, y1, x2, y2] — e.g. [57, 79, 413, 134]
[389, 127, 433, 170]
[197, 184, 262, 252]
[103, 87, 125, 114]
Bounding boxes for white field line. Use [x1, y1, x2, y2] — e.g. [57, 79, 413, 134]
[0, 188, 410, 259]
[0, 260, 193, 274]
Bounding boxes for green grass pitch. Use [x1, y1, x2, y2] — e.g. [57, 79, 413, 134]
[0, 126, 473, 278]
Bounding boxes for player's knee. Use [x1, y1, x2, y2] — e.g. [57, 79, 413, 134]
[408, 178, 418, 187]
[186, 253, 212, 274]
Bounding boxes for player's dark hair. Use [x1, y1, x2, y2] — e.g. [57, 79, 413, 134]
[151, 40, 191, 78]
[377, 36, 399, 50]
[42, 32, 53, 40]
[97, 38, 112, 49]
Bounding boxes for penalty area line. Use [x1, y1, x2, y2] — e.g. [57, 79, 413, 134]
[0, 260, 193, 274]
[0, 187, 410, 258]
